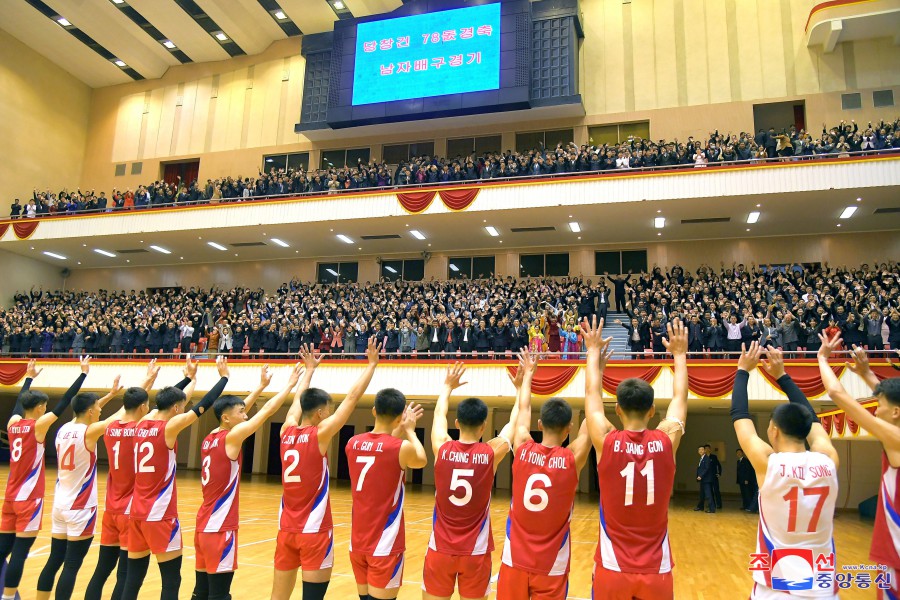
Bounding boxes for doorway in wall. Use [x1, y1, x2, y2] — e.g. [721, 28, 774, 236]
[752, 100, 806, 134]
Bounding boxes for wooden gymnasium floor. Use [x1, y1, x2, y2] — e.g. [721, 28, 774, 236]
[5, 466, 875, 599]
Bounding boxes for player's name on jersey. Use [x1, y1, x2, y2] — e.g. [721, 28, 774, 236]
[136, 427, 160, 438]
[8, 423, 32, 435]
[201, 436, 221, 451]
[351, 439, 386, 452]
[440, 449, 490, 464]
[519, 448, 568, 470]
[56, 429, 83, 441]
[282, 432, 309, 445]
[107, 426, 136, 437]
[777, 464, 834, 479]
[611, 439, 666, 456]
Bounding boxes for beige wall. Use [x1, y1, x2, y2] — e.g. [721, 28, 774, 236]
[0, 250, 67, 307]
[0, 29, 91, 205]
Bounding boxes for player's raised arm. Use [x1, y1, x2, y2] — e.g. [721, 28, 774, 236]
[398, 402, 427, 469]
[512, 349, 538, 451]
[141, 359, 161, 392]
[488, 354, 527, 466]
[165, 355, 230, 447]
[569, 415, 593, 475]
[86, 376, 126, 444]
[36, 354, 91, 439]
[241, 364, 275, 414]
[819, 335, 900, 455]
[227, 363, 303, 453]
[658, 318, 688, 451]
[281, 344, 321, 437]
[731, 342, 773, 477]
[582, 316, 616, 455]
[432, 362, 467, 456]
[96, 374, 123, 410]
[9, 359, 42, 426]
[145, 355, 198, 422]
[318, 338, 380, 452]
[844, 344, 881, 392]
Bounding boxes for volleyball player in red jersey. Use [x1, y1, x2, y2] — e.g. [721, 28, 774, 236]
[818, 338, 900, 599]
[346, 391, 427, 600]
[84, 360, 165, 600]
[1, 357, 90, 600]
[423, 355, 530, 600]
[191, 362, 303, 600]
[582, 316, 688, 600]
[271, 341, 381, 600]
[497, 352, 593, 600]
[120, 355, 229, 600]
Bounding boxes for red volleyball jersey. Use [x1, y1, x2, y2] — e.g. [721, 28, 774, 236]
[131, 420, 178, 522]
[430, 439, 495, 555]
[872, 452, 900, 569]
[501, 441, 578, 576]
[346, 432, 405, 556]
[197, 430, 241, 533]
[279, 425, 332, 534]
[5, 419, 45, 502]
[596, 429, 676, 574]
[103, 419, 137, 515]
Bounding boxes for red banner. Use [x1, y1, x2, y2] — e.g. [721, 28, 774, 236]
[820, 414, 833, 435]
[396, 191, 436, 214]
[0, 363, 27, 386]
[13, 220, 38, 240]
[872, 365, 900, 381]
[759, 364, 844, 398]
[848, 418, 860, 435]
[505, 365, 578, 396]
[833, 413, 846, 435]
[0, 223, 8, 239]
[688, 366, 736, 398]
[439, 188, 480, 211]
[601, 366, 663, 396]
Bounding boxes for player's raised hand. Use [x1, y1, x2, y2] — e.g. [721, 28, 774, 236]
[216, 355, 230, 378]
[444, 362, 467, 390]
[80, 355, 92, 374]
[401, 402, 424, 432]
[508, 358, 525, 389]
[366, 337, 381, 365]
[518, 348, 539, 375]
[26, 358, 43, 379]
[109, 374, 123, 396]
[300, 344, 322, 370]
[287, 362, 304, 388]
[183, 354, 199, 379]
[760, 346, 785, 379]
[662, 318, 688, 356]
[817, 332, 842, 360]
[737, 342, 762, 372]
[259, 364, 273, 388]
[145, 358, 161, 380]
[845, 344, 871, 376]
[582, 316, 613, 352]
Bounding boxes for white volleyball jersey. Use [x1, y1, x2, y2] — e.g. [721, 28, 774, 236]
[755, 451, 838, 596]
[54, 422, 98, 511]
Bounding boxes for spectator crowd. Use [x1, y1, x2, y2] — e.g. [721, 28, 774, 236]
[1, 260, 897, 359]
[10, 117, 900, 219]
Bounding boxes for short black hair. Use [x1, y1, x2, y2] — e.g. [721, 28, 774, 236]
[457, 398, 488, 428]
[374, 388, 406, 419]
[704, 444, 711, 449]
[155, 386, 187, 411]
[540, 398, 572, 432]
[213, 395, 245, 421]
[874, 378, 900, 407]
[771, 403, 814, 441]
[20, 390, 49, 411]
[301, 388, 332, 415]
[123, 387, 149, 410]
[616, 379, 654, 415]
[72, 392, 100, 416]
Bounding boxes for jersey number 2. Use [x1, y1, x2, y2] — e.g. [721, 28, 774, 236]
[137, 442, 155, 473]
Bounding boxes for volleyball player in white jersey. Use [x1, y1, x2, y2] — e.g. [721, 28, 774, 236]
[731, 343, 840, 599]
[35, 377, 124, 600]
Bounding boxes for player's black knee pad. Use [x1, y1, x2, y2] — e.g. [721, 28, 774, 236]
[302, 580, 330, 600]
[3, 536, 36, 589]
[36, 537, 67, 591]
[158, 556, 183, 600]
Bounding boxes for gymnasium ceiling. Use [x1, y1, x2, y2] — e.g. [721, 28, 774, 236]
[2, 0, 404, 88]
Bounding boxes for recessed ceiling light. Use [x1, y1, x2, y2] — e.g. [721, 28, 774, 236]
[428, 243, 431, 247]
[333, 1, 345, 8]
[485, 226, 499, 237]
[180, 256, 184, 260]
[270, 238, 289, 247]
[214, 32, 228, 41]
[747, 211, 760, 224]
[449, 264, 460, 272]
[149, 245, 171, 254]
[839, 206, 857, 219]
[208, 242, 227, 251]
[756, 204, 761, 208]
[112, 0, 124, 4]
[113, 59, 127, 67]
[856, 197, 861, 202]
[385, 266, 398, 274]
[234, 253, 239, 256]
[499, 240, 503, 244]
[94, 249, 116, 257]
[569, 222, 581, 233]
[82, 243, 87, 247]
[656, 209, 662, 213]
[44, 251, 66, 260]
[746, 228, 751, 232]
[837, 223, 842, 227]
[654, 217, 665, 228]
[577, 236, 582, 240]
[161, 40, 176, 49]
[274, 10, 287, 20]
[326, 268, 339, 277]
[337, 234, 353, 244]
[77, 261, 81, 265]
[657, 232, 662, 236]
[410, 230, 426, 240]
[126, 259, 130, 263]
[56, 17, 71, 27]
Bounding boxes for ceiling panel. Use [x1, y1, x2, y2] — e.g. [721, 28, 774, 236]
[2, 1, 131, 87]
[125, 0, 231, 64]
[194, 0, 285, 56]
[343, 0, 403, 18]
[278, 0, 337, 35]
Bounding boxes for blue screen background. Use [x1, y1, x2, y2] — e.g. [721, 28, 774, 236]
[351, 4, 501, 106]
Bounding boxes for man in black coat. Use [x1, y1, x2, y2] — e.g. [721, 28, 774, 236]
[694, 445, 717, 513]
[706, 444, 723, 509]
[736, 448, 758, 512]
[606, 271, 632, 313]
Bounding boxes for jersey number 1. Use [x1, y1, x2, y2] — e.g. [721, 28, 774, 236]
[620, 460, 655, 506]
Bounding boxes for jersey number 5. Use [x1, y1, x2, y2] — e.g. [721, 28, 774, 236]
[449, 469, 474, 507]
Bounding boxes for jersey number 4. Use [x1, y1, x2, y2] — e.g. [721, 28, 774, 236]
[57, 445, 76, 472]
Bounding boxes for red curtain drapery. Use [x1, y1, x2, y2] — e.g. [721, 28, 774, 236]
[13, 220, 38, 240]
[872, 365, 899, 381]
[439, 188, 480, 211]
[820, 414, 833, 435]
[505, 365, 578, 396]
[833, 413, 846, 435]
[0, 363, 27, 386]
[848, 418, 860, 435]
[688, 366, 736, 398]
[0, 223, 8, 239]
[601, 366, 663, 395]
[397, 191, 436, 214]
[759, 364, 844, 398]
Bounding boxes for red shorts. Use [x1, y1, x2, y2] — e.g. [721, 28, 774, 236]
[100, 512, 130, 548]
[0, 499, 43, 534]
[274, 530, 334, 572]
[195, 530, 238, 573]
[128, 517, 182, 555]
[593, 563, 674, 600]
[423, 549, 492, 598]
[349, 551, 404, 590]
[496, 563, 568, 600]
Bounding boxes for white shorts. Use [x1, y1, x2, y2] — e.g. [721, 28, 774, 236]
[750, 582, 839, 599]
[51, 506, 98, 538]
